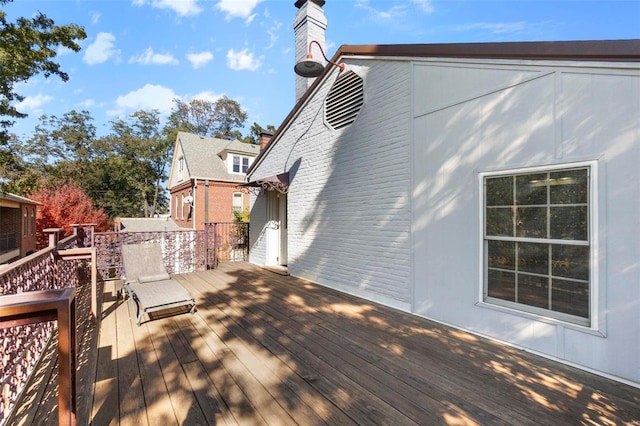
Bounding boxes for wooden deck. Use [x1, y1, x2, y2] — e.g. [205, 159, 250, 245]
[10, 262, 640, 425]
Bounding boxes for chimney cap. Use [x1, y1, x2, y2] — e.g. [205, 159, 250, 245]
[295, 0, 325, 8]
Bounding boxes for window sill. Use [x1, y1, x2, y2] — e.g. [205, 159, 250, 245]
[475, 300, 605, 338]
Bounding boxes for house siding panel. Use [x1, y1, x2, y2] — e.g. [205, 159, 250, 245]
[412, 60, 640, 384]
[250, 61, 412, 310]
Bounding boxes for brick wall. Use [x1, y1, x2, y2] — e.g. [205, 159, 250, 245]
[171, 180, 249, 230]
[249, 60, 413, 311]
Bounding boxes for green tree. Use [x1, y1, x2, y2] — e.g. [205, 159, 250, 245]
[165, 96, 248, 140]
[25, 110, 97, 184]
[0, 1, 86, 143]
[109, 110, 171, 217]
[241, 122, 276, 144]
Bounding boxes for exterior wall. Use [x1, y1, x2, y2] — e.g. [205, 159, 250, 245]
[170, 181, 194, 229]
[172, 179, 249, 230]
[250, 60, 413, 310]
[0, 203, 37, 263]
[411, 59, 640, 384]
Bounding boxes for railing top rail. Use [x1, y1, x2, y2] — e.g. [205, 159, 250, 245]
[0, 247, 55, 277]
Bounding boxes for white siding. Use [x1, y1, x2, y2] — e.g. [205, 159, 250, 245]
[250, 61, 413, 310]
[412, 60, 640, 384]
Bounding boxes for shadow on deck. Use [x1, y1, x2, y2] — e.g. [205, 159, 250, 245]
[8, 262, 640, 425]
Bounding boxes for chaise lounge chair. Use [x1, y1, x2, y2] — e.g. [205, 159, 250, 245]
[120, 243, 196, 325]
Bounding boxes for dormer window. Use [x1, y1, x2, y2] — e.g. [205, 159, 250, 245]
[232, 155, 250, 174]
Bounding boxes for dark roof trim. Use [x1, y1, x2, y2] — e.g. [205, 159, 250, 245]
[336, 39, 640, 63]
[248, 39, 640, 175]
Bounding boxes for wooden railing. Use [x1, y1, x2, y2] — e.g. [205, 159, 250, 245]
[0, 225, 95, 425]
[0, 221, 247, 424]
[0, 288, 77, 426]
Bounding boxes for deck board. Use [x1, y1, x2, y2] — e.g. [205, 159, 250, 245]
[7, 261, 640, 425]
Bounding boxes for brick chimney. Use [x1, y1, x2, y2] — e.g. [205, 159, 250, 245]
[294, 0, 327, 101]
[259, 130, 274, 151]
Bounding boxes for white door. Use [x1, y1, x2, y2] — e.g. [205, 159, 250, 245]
[265, 191, 280, 266]
[265, 191, 288, 266]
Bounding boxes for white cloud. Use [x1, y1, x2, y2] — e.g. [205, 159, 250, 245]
[83, 32, 120, 65]
[216, 0, 263, 22]
[90, 11, 101, 24]
[455, 22, 526, 34]
[129, 47, 179, 65]
[355, 0, 407, 21]
[16, 94, 53, 112]
[77, 99, 96, 108]
[110, 84, 177, 116]
[265, 21, 282, 49]
[189, 91, 223, 103]
[227, 48, 261, 71]
[132, 0, 202, 17]
[186, 51, 214, 69]
[412, 0, 433, 14]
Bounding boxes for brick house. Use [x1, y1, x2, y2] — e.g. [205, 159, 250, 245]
[0, 193, 39, 264]
[167, 132, 260, 230]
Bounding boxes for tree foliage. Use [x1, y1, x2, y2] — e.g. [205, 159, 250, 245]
[29, 181, 110, 246]
[18, 109, 171, 218]
[166, 96, 248, 140]
[0, 1, 86, 143]
[109, 110, 172, 217]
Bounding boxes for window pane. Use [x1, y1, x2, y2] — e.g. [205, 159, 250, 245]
[486, 177, 513, 206]
[233, 156, 240, 173]
[486, 208, 513, 237]
[516, 207, 546, 238]
[488, 270, 515, 302]
[242, 157, 249, 173]
[552, 244, 589, 281]
[488, 240, 515, 270]
[518, 242, 548, 275]
[552, 279, 589, 318]
[550, 206, 587, 241]
[518, 274, 549, 309]
[516, 173, 547, 205]
[550, 169, 588, 204]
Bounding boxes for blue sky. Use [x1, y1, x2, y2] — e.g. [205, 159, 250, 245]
[4, 0, 640, 140]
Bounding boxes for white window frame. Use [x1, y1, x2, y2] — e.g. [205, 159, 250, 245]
[478, 161, 598, 329]
[232, 192, 243, 212]
[230, 155, 251, 174]
[178, 156, 185, 181]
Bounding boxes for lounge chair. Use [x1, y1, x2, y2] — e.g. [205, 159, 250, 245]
[120, 243, 196, 325]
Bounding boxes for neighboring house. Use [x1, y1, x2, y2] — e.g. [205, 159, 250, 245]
[0, 193, 39, 263]
[114, 216, 187, 232]
[246, 2, 640, 386]
[167, 132, 260, 230]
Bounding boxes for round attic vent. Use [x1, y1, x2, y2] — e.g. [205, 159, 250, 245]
[325, 70, 364, 130]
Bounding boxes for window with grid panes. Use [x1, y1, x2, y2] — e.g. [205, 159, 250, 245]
[483, 166, 592, 326]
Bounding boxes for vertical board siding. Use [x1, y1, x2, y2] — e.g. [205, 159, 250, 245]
[412, 61, 640, 384]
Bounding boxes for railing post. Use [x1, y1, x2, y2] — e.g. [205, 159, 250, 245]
[44, 228, 64, 248]
[213, 222, 218, 269]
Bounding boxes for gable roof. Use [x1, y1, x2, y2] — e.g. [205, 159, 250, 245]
[172, 132, 260, 185]
[248, 39, 640, 178]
